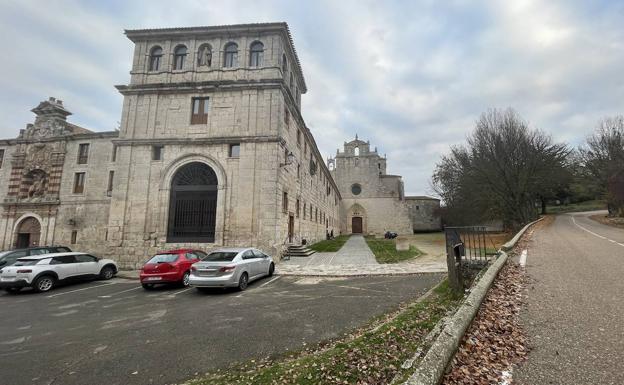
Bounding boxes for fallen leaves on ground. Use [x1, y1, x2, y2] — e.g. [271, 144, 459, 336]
[442, 262, 528, 385]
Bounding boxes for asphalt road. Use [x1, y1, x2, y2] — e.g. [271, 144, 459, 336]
[0, 273, 443, 385]
[516, 212, 624, 385]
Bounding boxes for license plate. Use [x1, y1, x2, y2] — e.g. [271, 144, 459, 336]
[145, 276, 162, 281]
[1, 276, 16, 281]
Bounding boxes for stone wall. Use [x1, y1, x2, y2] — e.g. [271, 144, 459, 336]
[405, 197, 442, 231]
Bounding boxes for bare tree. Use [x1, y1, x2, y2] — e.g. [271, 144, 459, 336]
[579, 116, 624, 216]
[433, 108, 570, 230]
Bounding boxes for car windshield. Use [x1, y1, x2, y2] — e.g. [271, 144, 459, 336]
[147, 254, 179, 264]
[201, 252, 238, 262]
[13, 259, 41, 266]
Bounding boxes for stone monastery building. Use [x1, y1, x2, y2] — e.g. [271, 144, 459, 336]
[0, 23, 439, 268]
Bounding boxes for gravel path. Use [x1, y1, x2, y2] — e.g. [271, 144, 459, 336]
[515, 212, 624, 385]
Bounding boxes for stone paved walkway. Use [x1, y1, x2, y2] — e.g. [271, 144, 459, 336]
[278, 235, 447, 276]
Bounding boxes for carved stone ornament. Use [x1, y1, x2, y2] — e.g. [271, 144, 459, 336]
[19, 120, 69, 140]
[25, 144, 53, 173]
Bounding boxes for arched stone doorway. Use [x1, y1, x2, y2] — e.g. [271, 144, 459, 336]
[348, 203, 367, 234]
[167, 162, 218, 243]
[15, 217, 41, 248]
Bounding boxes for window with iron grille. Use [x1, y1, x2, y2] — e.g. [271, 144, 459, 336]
[77, 144, 89, 164]
[73, 172, 85, 194]
[191, 97, 209, 124]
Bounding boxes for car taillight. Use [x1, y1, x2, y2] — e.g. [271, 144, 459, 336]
[219, 266, 235, 273]
[17, 269, 32, 274]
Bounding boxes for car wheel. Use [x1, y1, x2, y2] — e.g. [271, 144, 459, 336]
[181, 271, 190, 287]
[99, 266, 115, 280]
[268, 263, 275, 277]
[33, 275, 55, 293]
[142, 283, 154, 290]
[237, 272, 249, 291]
[4, 287, 21, 294]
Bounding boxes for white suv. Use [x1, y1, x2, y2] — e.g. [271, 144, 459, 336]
[0, 252, 118, 293]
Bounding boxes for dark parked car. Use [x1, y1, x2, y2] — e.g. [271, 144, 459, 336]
[0, 246, 72, 269]
[384, 231, 398, 239]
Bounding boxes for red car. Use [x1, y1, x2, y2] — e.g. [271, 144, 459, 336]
[140, 249, 207, 289]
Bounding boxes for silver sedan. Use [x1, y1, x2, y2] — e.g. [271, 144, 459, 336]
[188, 248, 275, 291]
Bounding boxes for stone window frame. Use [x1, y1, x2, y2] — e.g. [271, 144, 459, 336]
[106, 170, 114, 197]
[229, 143, 240, 158]
[0, 148, 4, 169]
[152, 145, 164, 161]
[71, 230, 78, 245]
[172, 45, 188, 71]
[77, 143, 90, 165]
[249, 41, 264, 67]
[73, 172, 86, 195]
[190, 97, 209, 125]
[282, 191, 288, 214]
[295, 198, 300, 218]
[223, 42, 239, 68]
[148, 45, 163, 72]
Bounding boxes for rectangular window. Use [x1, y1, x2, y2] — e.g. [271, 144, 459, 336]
[107, 171, 114, 196]
[73, 172, 85, 194]
[71, 230, 77, 245]
[191, 97, 209, 124]
[111, 145, 117, 162]
[0, 149, 4, 168]
[77, 143, 89, 164]
[297, 130, 301, 146]
[303, 202, 307, 219]
[296, 199, 300, 218]
[152, 145, 164, 161]
[229, 144, 240, 158]
[282, 192, 288, 213]
[284, 105, 290, 128]
[297, 164, 300, 179]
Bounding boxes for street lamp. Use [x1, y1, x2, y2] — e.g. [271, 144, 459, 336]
[281, 151, 295, 167]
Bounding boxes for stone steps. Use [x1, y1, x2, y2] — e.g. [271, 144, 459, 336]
[285, 244, 316, 258]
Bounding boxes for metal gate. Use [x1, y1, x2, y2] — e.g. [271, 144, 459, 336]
[167, 162, 218, 243]
[444, 226, 498, 292]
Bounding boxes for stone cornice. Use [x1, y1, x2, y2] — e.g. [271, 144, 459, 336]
[0, 131, 119, 146]
[112, 135, 282, 146]
[115, 79, 283, 95]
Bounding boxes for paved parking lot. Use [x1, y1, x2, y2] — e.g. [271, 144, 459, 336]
[0, 273, 443, 385]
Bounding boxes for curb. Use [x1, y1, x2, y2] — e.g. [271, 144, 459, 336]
[116, 271, 140, 280]
[501, 217, 544, 251]
[402, 217, 543, 385]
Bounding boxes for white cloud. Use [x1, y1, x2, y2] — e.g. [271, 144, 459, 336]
[0, 0, 623, 195]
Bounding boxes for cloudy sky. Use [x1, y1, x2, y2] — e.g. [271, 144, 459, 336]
[1, 0, 623, 195]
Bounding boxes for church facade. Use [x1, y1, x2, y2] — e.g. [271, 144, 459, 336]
[329, 137, 441, 235]
[0, 23, 439, 269]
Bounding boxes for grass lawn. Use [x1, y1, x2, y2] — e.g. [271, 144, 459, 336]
[308, 235, 350, 252]
[364, 237, 423, 264]
[546, 200, 606, 214]
[186, 280, 462, 385]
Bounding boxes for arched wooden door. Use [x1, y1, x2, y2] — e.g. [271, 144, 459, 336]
[167, 162, 218, 243]
[15, 217, 41, 248]
[352, 217, 363, 234]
